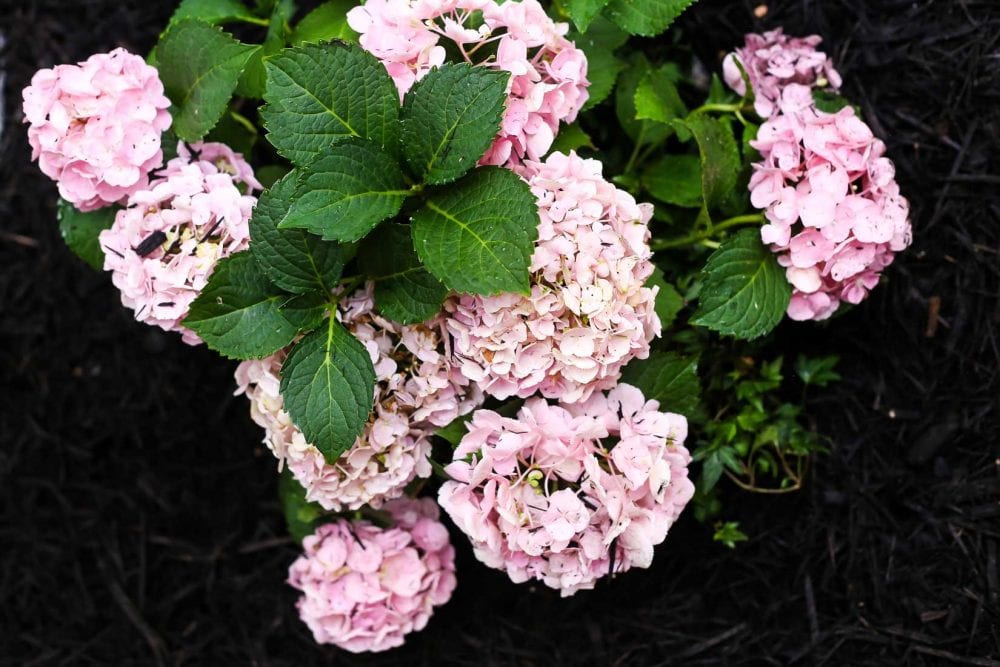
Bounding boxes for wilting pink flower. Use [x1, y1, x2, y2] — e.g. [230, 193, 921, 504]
[445, 151, 660, 404]
[22, 48, 172, 211]
[235, 283, 483, 511]
[288, 497, 457, 653]
[347, 0, 588, 171]
[438, 384, 693, 596]
[749, 84, 912, 320]
[723, 28, 842, 118]
[99, 142, 261, 343]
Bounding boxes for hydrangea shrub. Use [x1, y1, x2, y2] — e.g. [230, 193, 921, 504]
[24, 0, 912, 653]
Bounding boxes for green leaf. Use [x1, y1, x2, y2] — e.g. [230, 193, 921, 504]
[812, 89, 855, 114]
[570, 17, 629, 111]
[249, 171, 345, 294]
[795, 354, 841, 387]
[279, 139, 409, 242]
[642, 154, 703, 208]
[262, 42, 400, 165]
[236, 0, 294, 98]
[205, 110, 258, 156]
[411, 167, 538, 295]
[435, 412, 473, 447]
[169, 0, 257, 26]
[566, 0, 611, 32]
[57, 200, 115, 270]
[280, 291, 329, 331]
[549, 122, 595, 155]
[400, 63, 509, 185]
[358, 223, 448, 324]
[620, 351, 700, 419]
[291, 0, 358, 45]
[691, 229, 791, 340]
[646, 266, 684, 329]
[255, 164, 292, 189]
[279, 468, 323, 543]
[673, 114, 740, 210]
[634, 66, 686, 125]
[279, 317, 376, 463]
[616, 55, 671, 147]
[605, 0, 699, 36]
[183, 251, 298, 359]
[154, 20, 259, 142]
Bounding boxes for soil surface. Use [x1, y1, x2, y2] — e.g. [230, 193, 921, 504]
[2, 0, 998, 664]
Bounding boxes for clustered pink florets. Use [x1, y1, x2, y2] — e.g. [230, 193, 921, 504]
[347, 0, 588, 171]
[22, 48, 172, 211]
[235, 283, 483, 511]
[288, 497, 457, 653]
[722, 28, 842, 118]
[438, 384, 693, 596]
[445, 151, 660, 404]
[99, 142, 260, 343]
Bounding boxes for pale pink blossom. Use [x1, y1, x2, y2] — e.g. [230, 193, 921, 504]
[749, 84, 912, 321]
[438, 384, 693, 596]
[99, 142, 261, 343]
[235, 284, 483, 511]
[22, 48, 172, 211]
[723, 28, 842, 118]
[347, 0, 588, 171]
[288, 497, 457, 653]
[445, 151, 660, 403]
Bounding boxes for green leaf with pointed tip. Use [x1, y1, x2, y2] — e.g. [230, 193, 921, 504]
[549, 122, 594, 155]
[400, 63, 509, 185]
[183, 251, 298, 359]
[291, 0, 358, 45]
[620, 351, 701, 419]
[236, 0, 294, 98]
[642, 154, 703, 208]
[616, 55, 671, 147]
[57, 200, 115, 270]
[279, 139, 408, 242]
[566, 0, 611, 32]
[634, 66, 686, 125]
[249, 171, 345, 294]
[154, 20, 259, 142]
[279, 317, 376, 463]
[358, 223, 448, 324]
[435, 412, 473, 447]
[604, 0, 699, 36]
[691, 229, 791, 340]
[673, 114, 740, 211]
[169, 0, 256, 26]
[570, 17, 628, 110]
[411, 167, 538, 296]
[262, 42, 400, 165]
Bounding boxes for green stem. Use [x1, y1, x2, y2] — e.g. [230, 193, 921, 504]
[238, 15, 271, 27]
[651, 214, 765, 251]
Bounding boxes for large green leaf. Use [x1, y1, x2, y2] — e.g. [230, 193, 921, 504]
[236, 0, 294, 98]
[411, 167, 538, 296]
[691, 229, 791, 340]
[279, 317, 376, 463]
[604, 0, 700, 36]
[279, 139, 409, 242]
[183, 251, 298, 359]
[57, 200, 115, 270]
[154, 20, 259, 142]
[249, 172, 345, 294]
[400, 64, 509, 185]
[262, 42, 400, 165]
[169, 0, 257, 25]
[642, 154, 703, 208]
[358, 223, 448, 324]
[571, 17, 628, 110]
[566, 0, 611, 32]
[620, 351, 701, 419]
[291, 0, 358, 45]
[673, 114, 741, 211]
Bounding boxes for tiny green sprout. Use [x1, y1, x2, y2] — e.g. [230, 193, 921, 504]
[713, 521, 748, 549]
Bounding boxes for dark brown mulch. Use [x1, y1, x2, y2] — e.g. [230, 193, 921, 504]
[1, 0, 998, 664]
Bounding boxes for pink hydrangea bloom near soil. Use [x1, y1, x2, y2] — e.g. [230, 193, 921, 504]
[22, 48, 172, 211]
[749, 84, 912, 320]
[723, 28, 843, 118]
[347, 0, 588, 171]
[235, 283, 483, 511]
[288, 497, 457, 653]
[99, 142, 260, 343]
[438, 384, 693, 596]
[445, 151, 660, 404]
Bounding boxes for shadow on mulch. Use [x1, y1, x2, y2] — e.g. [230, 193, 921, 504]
[1, 0, 998, 664]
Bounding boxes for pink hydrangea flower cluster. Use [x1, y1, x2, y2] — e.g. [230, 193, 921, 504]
[347, 0, 588, 171]
[235, 283, 483, 511]
[445, 151, 660, 404]
[22, 48, 172, 211]
[722, 28, 842, 118]
[439, 384, 693, 596]
[99, 142, 260, 343]
[749, 84, 912, 320]
[288, 497, 457, 653]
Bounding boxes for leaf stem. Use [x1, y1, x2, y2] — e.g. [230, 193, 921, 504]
[238, 15, 271, 27]
[651, 213, 764, 251]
